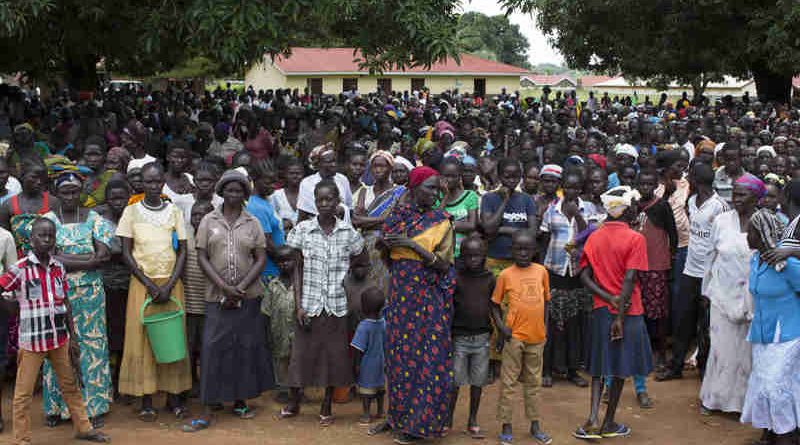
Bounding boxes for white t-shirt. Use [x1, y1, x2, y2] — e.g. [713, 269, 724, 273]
[296, 172, 353, 216]
[684, 193, 730, 278]
[127, 154, 157, 172]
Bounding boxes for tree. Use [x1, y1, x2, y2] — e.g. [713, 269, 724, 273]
[500, 0, 800, 103]
[0, 0, 461, 91]
[458, 12, 531, 69]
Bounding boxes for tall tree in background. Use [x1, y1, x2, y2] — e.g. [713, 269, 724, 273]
[458, 12, 531, 69]
[500, 0, 800, 103]
[0, 0, 460, 90]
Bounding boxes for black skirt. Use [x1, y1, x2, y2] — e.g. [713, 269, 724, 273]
[586, 307, 653, 378]
[287, 314, 354, 388]
[200, 299, 275, 404]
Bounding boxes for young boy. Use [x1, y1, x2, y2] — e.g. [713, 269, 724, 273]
[183, 200, 214, 397]
[350, 286, 386, 426]
[1, 218, 109, 444]
[491, 231, 551, 445]
[262, 245, 297, 403]
[343, 250, 372, 326]
[448, 237, 495, 438]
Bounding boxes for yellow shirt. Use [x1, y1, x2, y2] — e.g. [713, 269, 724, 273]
[115, 202, 187, 279]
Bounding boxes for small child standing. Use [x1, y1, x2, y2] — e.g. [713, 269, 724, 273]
[262, 245, 297, 403]
[183, 200, 214, 396]
[350, 286, 386, 426]
[447, 237, 495, 438]
[491, 231, 551, 445]
[343, 251, 372, 329]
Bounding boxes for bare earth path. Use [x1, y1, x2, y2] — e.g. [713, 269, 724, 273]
[0, 370, 758, 445]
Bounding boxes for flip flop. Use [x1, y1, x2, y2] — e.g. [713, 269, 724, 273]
[499, 433, 513, 445]
[138, 408, 158, 422]
[466, 426, 486, 439]
[276, 407, 299, 419]
[601, 424, 631, 438]
[233, 406, 256, 419]
[573, 426, 602, 440]
[182, 418, 211, 433]
[319, 414, 335, 427]
[368, 421, 391, 436]
[75, 431, 111, 443]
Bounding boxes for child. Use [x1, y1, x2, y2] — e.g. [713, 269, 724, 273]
[350, 286, 386, 426]
[343, 250, 372, 326]
[183, 201, 214, 397]
[0, 218, 109, 444]
[262, 245, 297, 403]
[491, 231, 551, 445]
[448, 236, 495, 439]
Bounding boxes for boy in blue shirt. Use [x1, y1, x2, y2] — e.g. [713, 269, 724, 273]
[350, 286, 386, 426]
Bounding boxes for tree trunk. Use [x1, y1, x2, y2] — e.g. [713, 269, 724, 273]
[64, 52, 98, 92]
[752, 65, 792, 104]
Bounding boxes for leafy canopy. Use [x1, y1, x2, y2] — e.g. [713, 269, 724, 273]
[457, 11, 531, 69]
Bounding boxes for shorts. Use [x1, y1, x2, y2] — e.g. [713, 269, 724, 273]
[358, 386, 385, 396]
[453, 332, 490, 387]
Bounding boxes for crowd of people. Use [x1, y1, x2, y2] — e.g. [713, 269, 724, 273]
[0, 82, 799, 445]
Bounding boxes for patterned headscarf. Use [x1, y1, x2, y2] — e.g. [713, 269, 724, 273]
[369, 150, 395, 167]
[735, 173, 767, 199]
[601, 186, 641, 218]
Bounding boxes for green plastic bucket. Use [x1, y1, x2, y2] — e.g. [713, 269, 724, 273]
[140, 296, 186, 364]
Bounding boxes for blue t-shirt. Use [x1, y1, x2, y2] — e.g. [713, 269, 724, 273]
[246, 195, 285, 278]
[350, 318, 386, 389]
[480, 191, 537, 259]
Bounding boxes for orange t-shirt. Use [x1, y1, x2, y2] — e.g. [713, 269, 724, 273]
[491, 264, 551, 344]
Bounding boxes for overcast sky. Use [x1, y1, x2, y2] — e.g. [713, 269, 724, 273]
[460, 0, 564, 66]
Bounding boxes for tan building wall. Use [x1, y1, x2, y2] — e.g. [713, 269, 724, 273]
[244, 60, 286, 91]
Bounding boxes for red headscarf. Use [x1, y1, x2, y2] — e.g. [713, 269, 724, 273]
[408, 166, 439, 188]
[587, 154, 607, 170]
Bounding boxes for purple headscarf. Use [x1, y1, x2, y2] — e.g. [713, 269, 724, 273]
[735, 173, 767, 199]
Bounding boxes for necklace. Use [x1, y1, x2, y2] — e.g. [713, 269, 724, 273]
[141, 198, 166, 211]
[58, 204, 81, 224]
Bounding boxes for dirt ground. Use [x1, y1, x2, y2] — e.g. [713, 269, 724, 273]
[0, 369, 759, 445]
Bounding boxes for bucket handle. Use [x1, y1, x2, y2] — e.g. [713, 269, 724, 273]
[140, 295, 184, 324]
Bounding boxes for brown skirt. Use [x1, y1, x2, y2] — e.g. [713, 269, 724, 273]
[287, 314, 353, 388]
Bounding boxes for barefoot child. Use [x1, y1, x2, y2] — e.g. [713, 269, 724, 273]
[1, 217, 109, 444]
[447, 236, 495, 438]
[491, 231, 552, 445]
[262, 245, 297, 403]
[350, 286, 386, 426]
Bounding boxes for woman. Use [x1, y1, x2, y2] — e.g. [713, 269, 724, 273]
[105, 146, 130, 174]
[270, 158, 303, 232]
[699, 174, 762, 414]
[381, 166, 455, 444]
[353, 151, 406, 293]
[80, 136, 119, 208]
[438, 157, 478, 258]
[184, 170, 273, 431]
[98, 180, 132, 399]
[116, 162, 191, 421]
[163, 140, 196, 226]
[247, 160, 284, 283]
[42, 173, 113, 429]
[392, 156, 413, 187]
[741, 209, 797, 445]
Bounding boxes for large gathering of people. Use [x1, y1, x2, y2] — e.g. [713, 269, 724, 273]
[0, 83, 799, 445]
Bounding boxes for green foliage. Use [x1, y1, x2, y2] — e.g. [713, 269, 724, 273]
[0, 0, 461, 88]
[457, 11, 531, 69]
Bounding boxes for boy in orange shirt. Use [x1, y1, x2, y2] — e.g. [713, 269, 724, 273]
[491, 231, 551, 445]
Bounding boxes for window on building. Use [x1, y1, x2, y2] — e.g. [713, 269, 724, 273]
[377, 78, 392, 94]
[473, 78, 486, 98]
[411, 78, 425, 92]
[343, 78, 358, 92]
[307, 78, 323, 95]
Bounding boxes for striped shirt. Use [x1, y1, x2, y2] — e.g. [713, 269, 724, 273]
[183, 231, 208, 315]
[0, 253, 70, 352]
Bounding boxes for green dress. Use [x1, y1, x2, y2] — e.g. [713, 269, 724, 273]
[42, 210, 114, 419]
[443, 190, 479, 257]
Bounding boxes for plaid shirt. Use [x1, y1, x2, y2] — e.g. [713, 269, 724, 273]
[286, 217, 364, 317]
[540, 198, 604, 277]
[0, 253, 70, 352]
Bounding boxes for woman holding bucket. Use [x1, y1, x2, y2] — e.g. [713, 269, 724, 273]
[116, 162, 191, 422]
[183, 170, 273, 432]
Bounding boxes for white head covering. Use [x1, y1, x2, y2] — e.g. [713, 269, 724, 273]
[757, 145, 777, 158]
[615, 143, 639, 159]
[601, 186, 641, 218]
[394, 156, 415, 172]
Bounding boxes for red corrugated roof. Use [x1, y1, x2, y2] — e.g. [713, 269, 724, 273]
[271, 48, 527, 75]
[579, 75, 616, 87]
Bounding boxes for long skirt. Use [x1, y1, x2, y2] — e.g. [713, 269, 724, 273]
[287, 314, 353, 388]
[741, 338, 800, 434]
[700, 306, 751, 413]
[200, 299, 274, 404]
[118, 277, 192, 396]
[43, 276, 112, 418]
[586, 307, 653, 378]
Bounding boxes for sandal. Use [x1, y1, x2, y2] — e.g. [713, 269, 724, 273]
[138, 407, 158, 422]
[319, 414, 335, 427]
[75, 430, 111, 443]
[531, 430, 552, 445]
[276, 407, 299, 419]
[573, 425, 602, 440]
[368, 421, 391, 436]
[601, 423, 631, 438]
[394, 433, 419, 444]
[233, 405, 256, 419]
[499, 433, 513, 445]
[182, 417, 211, 433]
[466, 426, 486, 439]
[45, 414, 62, 428]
